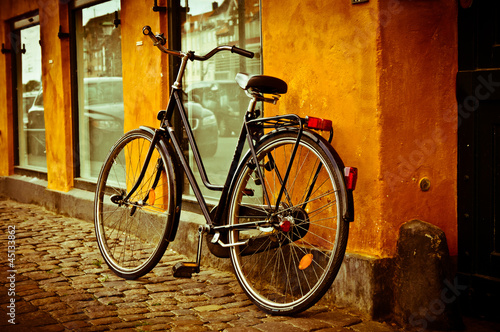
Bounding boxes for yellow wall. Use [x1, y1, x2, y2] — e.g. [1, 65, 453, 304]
[263, 0, 383, 255]
[0, 15, 14, 176]
[1, 0, 458, 258]
[40, 0, 74, 191]
[121, 0, 169, 133]
[263, 0, 458, 257]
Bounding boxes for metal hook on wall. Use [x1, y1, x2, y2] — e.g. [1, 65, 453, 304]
[58, 25, 70, 39]
[152, 0, 167, 12]
[114, 11, 121, 28]
[1, 43, 12, 54]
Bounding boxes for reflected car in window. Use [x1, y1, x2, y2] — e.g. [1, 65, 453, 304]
[26, 77, 124, 161]
[84, 77, 124, 161]
[26, 77, 218, 162]
[185, 101, 218, 158]
[25, 89, 46, 157]
[185, 80, 247, 137]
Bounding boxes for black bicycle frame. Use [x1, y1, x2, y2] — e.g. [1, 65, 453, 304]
[127, 93, 311, 232]
[122, 48, 333, 235]
[162, 87, 263, 228]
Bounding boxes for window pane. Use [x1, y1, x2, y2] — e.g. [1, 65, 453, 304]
[181, 0, 262, 199]
[75, 0, 123, 180]
[16, 23, 46, 170]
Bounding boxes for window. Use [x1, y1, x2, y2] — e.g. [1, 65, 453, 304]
[74, 0, 123, 180]
[12, 14, 46, 170]
[180, 0, 262, 199]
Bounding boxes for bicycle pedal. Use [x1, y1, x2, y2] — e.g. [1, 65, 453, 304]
[172, 262, 199, 278]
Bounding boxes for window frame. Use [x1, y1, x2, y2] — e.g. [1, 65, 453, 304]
[9, 11, 47, 177]
[70, 0, 124, 187]
[172, 0, 263, 201]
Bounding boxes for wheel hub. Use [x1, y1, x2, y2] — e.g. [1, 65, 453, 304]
[274, 207, 310, 241]
[279, 217, 292, 232]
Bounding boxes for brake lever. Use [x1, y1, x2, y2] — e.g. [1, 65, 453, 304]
[155, 33, 167, 46]
[142, 26, 165, 46]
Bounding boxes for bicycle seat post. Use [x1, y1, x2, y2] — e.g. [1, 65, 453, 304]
[246, 96, 259, 119]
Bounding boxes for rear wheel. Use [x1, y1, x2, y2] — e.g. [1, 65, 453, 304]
[94, 129, 178, 279]
[228, 131, 348, 315]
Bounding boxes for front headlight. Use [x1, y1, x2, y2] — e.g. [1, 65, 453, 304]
[90, 119, 121, 131]
[202, 114, 217, 126]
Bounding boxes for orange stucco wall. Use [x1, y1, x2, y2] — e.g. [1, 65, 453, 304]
[263, 0, 458, 257]
[378, 0, 458, 256]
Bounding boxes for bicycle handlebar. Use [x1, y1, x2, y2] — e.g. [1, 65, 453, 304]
[142, 25, 254, 61]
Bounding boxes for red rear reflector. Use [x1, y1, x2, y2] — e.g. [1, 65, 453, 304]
[344, 167, 358, 190]
[306, 116, 332, 131]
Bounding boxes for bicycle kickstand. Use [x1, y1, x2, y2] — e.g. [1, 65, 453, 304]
[172, 225, 208, 278]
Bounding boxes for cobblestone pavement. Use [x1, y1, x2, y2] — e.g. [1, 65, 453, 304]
[0, 198, 401, 332]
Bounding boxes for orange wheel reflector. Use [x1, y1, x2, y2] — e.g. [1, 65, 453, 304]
[299, 253, 314, 270]
[149, 188, 156, 205]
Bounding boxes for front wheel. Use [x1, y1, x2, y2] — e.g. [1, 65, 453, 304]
[94, 129, 179, 280]
[227, 131, 349, 315]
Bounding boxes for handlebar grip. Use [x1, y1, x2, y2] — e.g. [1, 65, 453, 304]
[142, 26, 166, 46]
[231, 46, 254, 59]
[143, 25, 152, 36]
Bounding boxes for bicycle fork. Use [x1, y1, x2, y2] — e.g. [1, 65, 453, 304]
[110, 130, 164, 210]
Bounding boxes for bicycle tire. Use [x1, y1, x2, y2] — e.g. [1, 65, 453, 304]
[94, 128, 179, 280]
[227, 130, 349, 315]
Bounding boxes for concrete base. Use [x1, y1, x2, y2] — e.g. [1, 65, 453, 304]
[0, 175, 396, 320]
[0, 175, 95, 222]
[327, 253, 394, 319]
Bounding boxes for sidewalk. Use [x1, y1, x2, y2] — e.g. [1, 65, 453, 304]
[0, 198, 403, 332]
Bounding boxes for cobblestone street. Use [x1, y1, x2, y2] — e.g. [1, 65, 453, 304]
[0, 198, 401, 331]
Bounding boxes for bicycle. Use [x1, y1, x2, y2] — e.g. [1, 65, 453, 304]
[94, 25, 358, 315]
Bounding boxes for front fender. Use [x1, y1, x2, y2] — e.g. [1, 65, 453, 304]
[139, 126, 184, 240]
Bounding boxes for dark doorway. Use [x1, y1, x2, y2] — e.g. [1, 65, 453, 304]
[457, 0, 500, 319]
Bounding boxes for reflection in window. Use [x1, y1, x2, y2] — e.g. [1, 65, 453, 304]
[181, 0, 262, 199]
[75, 0, 123, 180]
[15, 20, 46, 170]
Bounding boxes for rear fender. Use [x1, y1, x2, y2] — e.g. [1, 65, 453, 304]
[231, 127, 354, 223]
[303, 129, 355, 222]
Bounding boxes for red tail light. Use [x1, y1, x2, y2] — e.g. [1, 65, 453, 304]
[344, 167, 358, 190]
[306, 116, 332, 131]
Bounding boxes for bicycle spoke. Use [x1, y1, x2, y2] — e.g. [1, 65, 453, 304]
[229, 132, 347, 314]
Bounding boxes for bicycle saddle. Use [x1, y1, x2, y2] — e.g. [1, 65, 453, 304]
[235, 73, 288, 95]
